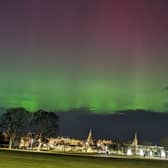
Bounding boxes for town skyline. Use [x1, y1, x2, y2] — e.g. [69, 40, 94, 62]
[0, 107, 167, 145]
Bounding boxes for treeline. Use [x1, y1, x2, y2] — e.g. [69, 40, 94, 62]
[0, 108, 59, 149]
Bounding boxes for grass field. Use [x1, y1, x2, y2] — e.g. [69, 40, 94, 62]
[0, 150, 168, 168]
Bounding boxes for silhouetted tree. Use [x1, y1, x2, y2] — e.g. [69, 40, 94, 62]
[32, 109, 59, 151]
[32, 109, 59, 137]
[0, 108, 30, 149]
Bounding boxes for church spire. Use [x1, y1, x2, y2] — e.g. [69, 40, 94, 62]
[86, 129, 94, 145]
[132, 132, 138, 146]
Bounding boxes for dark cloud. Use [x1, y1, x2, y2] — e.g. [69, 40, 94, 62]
[163, 86, 168, 91]
[161, 86, 168, 92]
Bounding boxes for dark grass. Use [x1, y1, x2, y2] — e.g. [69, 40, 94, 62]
[0, 149, 168, 168]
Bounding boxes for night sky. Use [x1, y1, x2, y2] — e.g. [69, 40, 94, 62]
[0, 0, 168, 113]
[58, 109, 168, 144]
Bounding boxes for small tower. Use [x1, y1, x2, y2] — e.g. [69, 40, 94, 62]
[86, 129, 94, 145]
[132, 132, 138, 146]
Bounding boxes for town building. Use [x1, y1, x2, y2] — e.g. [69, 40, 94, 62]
[18, 131, 167, 159]
[126, 133, 167, 159]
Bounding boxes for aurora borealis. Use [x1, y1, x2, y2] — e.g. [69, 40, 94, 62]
[0, 0, 168, 112]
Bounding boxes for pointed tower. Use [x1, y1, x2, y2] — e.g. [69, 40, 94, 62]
[86, 129, 94, 145]
[132, 132, 138, 146]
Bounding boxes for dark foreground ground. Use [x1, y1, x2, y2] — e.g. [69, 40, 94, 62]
[0, 149, 168, 168]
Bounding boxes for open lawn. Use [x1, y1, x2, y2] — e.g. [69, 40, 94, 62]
[0, 150, 168, 168]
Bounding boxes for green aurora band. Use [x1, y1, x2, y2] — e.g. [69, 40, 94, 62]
[0, 50, 167, 113]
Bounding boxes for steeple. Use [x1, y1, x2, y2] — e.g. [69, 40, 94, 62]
[86, 129, 94, 145]
[132, 132, 138, 146]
